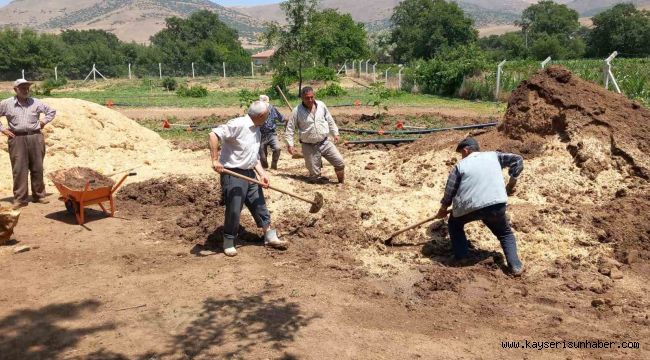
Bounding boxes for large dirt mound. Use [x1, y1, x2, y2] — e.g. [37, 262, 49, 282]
[0, 98, 177, 195]
[500, 65, 650, 180]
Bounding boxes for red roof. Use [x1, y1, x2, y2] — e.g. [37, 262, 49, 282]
[252, 49, 275, 58]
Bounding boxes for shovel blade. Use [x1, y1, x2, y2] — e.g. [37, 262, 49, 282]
[309, 192, 324, 213]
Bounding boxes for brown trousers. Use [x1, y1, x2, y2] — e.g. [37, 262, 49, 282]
[8, 133, 46, 203]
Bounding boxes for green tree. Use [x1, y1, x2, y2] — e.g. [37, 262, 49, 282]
[479, 32, 528, 60]
[588, 3, 650, 57]
[306, 9, 368, 67]
[151, 10, 250, 76]
[263, 0, 319, 95]
[520, 0, 580, 39]
[368, 29, 395, 63]
[519, 0, 585, 59]
[390, 0, 477, 62]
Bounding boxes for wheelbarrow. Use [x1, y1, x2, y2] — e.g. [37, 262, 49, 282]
[49, 167, 136, 225]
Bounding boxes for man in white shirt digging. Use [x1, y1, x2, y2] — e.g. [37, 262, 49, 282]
[209, 101, 288, 257]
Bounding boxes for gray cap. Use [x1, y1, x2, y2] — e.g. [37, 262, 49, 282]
[455, 137, 479, 152]
[14, 79, 32, 87]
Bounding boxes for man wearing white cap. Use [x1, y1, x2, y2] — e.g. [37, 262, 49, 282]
[0, 79, 56, 209]
[258, 95, 285, 170]
[209, 100, 287, 257]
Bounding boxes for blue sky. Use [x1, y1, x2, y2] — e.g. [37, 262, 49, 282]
[0, 0, 282, 7]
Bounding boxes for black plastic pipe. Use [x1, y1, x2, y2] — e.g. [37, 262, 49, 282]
[345, 138, 418, 145]
[339, 122, 498, 135]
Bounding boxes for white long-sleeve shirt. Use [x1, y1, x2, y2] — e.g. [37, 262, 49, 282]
[285, 100, 339, 147]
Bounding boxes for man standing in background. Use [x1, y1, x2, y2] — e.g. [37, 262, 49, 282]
[258, 95, 285, 170]
[285, 87, 345, 184]
[0, 79, 56, 209]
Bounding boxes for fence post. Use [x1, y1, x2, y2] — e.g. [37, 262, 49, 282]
[541, 56, 551, 68]
[358, 60, 363, 76]
[251, 62, 254, 77]
[495, 60, 506, 101]
[352, 60, 356, 75]
[192, 62, 195, 78]
[55, 66, 58, 81]
[21, 69, 24, 79]
[158, 63, 162, 79]
[372, 63, 377, 83]
[365, 59, 370, 76]
[604, 51, 621, 94]
[398, 65, 404, 90]
[128, 63, 131, 80]
[385, 66, 392, 87]
[223, 62, 226, 78]
[93, 64, 96, 82]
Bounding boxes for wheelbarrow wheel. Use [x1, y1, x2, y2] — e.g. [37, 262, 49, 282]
[65, 199, 78, 215]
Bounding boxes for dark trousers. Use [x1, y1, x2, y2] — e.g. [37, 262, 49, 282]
[8, 133, 46, 203]
[259, 133, 281, 169]
[220, 168, 271, 242]
[448, 203, 522, 270]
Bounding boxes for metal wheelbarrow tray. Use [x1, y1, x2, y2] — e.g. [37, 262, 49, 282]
[49, 167, 136, 225]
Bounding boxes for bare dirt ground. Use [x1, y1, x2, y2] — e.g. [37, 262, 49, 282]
[1, 67, 649, 359]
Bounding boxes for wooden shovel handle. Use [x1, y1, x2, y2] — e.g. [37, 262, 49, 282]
[386, 215, 439, 240]
[275, 85, 294, 113]
[220, 168, 315, 205]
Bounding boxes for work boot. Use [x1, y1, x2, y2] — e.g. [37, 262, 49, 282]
[307, 175, 329, 184]
[335, 169, 345, 184]
[223, 236, 237, 257]
[510, 264, 525, 277]
[12, 201, 28, 210]
[271, 151, 280, 170]
[32, 197, 50, 204]
[264, 229, 288, 250]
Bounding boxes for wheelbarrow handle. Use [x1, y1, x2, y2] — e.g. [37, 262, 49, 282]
[111, 172, 137, 194]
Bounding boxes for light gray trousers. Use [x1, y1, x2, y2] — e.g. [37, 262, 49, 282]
[301, 139, 345, 177]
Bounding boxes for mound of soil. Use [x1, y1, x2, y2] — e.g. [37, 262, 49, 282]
[48, 167, 115, 190]
[501, 65, 650, 180]
[116, 176, 256, 243]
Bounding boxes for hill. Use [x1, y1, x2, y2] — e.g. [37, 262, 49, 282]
[236, 0, 650, 34]
[0, 0, 263, 44]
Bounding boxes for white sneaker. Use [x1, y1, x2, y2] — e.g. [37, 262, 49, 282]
[224, 247, 237, 257]
[264, 229, 288, 250]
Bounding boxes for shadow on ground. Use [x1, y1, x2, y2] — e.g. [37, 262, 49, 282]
[0, 293, 317, 359]
[162, 291, 319, 358]
[0, 300, 115, 360]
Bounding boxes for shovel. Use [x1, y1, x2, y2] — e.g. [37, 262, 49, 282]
[384, 210, 449, 245]
[221, 168, 324, 213]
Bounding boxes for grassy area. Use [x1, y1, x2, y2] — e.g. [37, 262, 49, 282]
[0, 77, 503, 115]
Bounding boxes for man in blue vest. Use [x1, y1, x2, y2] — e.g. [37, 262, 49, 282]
[434, 137, 524, 276]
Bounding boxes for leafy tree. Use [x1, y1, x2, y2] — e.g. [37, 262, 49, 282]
[518, 0, 585, 60]
[588, 3, 650, 57]
[412, 44, 489, 96]
[306, 9, 368, 67]
[390, 0, 477, 62]
[479, 32, 528, 60]
[263, 0, 319, 95]
[520, 0, 580, 39]
[151, 10, 250, 76]
[60, 29, 125, 78]
[368, 29, 395, 63]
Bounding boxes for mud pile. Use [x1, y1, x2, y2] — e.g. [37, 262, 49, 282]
[0, 98, 177, 195]
[501, 65, 650, 180]
[116, 176, 241, 243]
[48, 167, 115, 190]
